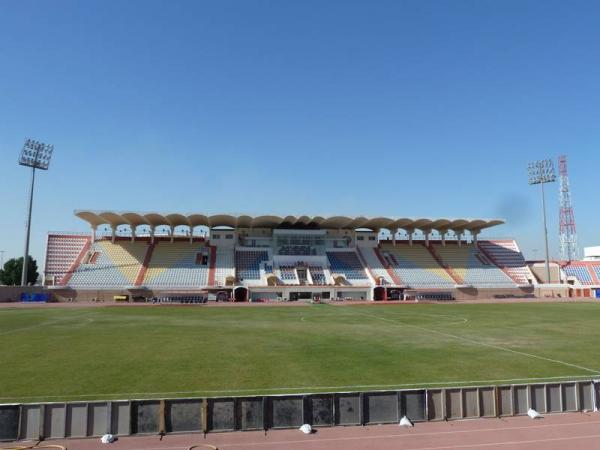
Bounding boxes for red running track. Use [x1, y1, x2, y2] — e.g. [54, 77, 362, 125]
[10, 412, 600, 450]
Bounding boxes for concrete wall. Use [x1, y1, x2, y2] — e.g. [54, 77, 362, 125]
[529, 263, 562, 284]
[1, 380, 595, 442]
[453, 286, 537, 300]
[45, 285, 573, 303]
[0, 286, 46, 303]
[50, 288, 214, 302]
[356, 231, 378, 248]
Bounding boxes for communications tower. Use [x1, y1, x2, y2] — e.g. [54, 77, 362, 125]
[558, 155, 578, 261]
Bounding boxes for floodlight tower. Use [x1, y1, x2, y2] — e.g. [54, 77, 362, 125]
[558, 155, 578, 261]
[18, 139, 54, 286]
[528, 159, 556, 283]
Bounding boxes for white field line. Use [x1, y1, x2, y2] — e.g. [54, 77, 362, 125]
[0, 312, 97, 336]
[0, 374, 596, 402]
[348, 310, 600, 374]
[300, 310, 469, 325]
[390, 311, 469, 325]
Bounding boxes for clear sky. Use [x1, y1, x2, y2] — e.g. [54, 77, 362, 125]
[1, 0, 599, 267]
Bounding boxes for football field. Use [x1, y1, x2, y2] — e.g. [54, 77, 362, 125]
[1, 301, 599, 403]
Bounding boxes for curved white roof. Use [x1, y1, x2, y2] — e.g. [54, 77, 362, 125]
[75, 210, 504, 232]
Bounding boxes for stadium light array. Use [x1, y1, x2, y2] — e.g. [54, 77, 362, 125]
[527, 159, 556, 185]
[18, 139, 54, 170]
[527, 159, 556, 284]
[18, 138, 54, 286]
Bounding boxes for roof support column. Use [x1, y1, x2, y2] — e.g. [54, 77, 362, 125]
[170, 227, 174, 243]
[457, 230, 463, 247]
[424, 229, 431, 247]
[111, 227, 115, 243]
[150, 226, 155, 244]
[131, 226, 135, 243]
[407, 228, 414, 246]
[472, 230, 480, 246]
[441, 231, 446, 247]
[91, 226, 96, 243]
[392, 229, 397, 246]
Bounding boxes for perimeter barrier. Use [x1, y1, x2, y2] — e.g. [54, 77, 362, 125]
[0, 380, 597, 441]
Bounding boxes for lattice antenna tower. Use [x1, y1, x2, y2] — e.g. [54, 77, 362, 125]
[558, 155, 578, 261]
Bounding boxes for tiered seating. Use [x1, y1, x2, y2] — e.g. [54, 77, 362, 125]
[68, 240, 147, 287]
[236, 250, 269, 281]
[359, 247, 394, 285]
[593, 266, 600, 283]
[143, 242, 209, 287]
[326, 251, 368, 282]
[434, 244, 515, 287]
[384, 244, 455, 288]
[214, 248, 235, 286]
[45, 234, 90, 284]
[478, 240, 534, 284]
[563, 265, 594, 285]
[309, 266, 327, 285]
[278, 265, 298, 284]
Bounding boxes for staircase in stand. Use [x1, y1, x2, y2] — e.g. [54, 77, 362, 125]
[207, 245, 217, 287]
[477, 240, 535, 285]
[356, 248, 378, 285]
[476, 243, 518, 284]
[135, 241, 155, 286]
[425, 243, 462, 284]
[375, 247, 403, 285]
[59, 238, 91, 286]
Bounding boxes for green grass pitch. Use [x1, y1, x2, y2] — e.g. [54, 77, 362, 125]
[1, 302, 599, 403]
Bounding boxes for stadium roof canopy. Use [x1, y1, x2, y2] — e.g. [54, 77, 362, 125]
[75, 210, 504, 233]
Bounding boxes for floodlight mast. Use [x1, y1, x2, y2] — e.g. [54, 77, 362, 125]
[528, 159, 556, 284]
[18, 139, 54, 286]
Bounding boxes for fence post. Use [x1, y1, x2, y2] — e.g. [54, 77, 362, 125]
[262, 397, 268, 432]
[17, 405, 23, 441]
[441, 389, 446, 420]
[201, 399, 208, 435]
[494, 386, 499, 417]
[159, 400, 166, 435]
[38, 404, 46, 441]
[359, 393, 365, 426]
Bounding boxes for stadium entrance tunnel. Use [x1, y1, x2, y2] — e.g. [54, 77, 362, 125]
[234, 287, 248, 302]
[373, 286, 386, 301]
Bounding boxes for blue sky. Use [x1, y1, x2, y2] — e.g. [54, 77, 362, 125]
[1, 0, 599, 266]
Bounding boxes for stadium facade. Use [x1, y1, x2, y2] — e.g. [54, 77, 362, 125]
[41, 210, 579, 302]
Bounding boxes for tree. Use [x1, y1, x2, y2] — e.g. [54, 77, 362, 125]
[0, 256, 39, 286]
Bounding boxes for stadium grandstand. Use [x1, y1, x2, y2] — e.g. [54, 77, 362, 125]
[41, 211, 551, 302]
